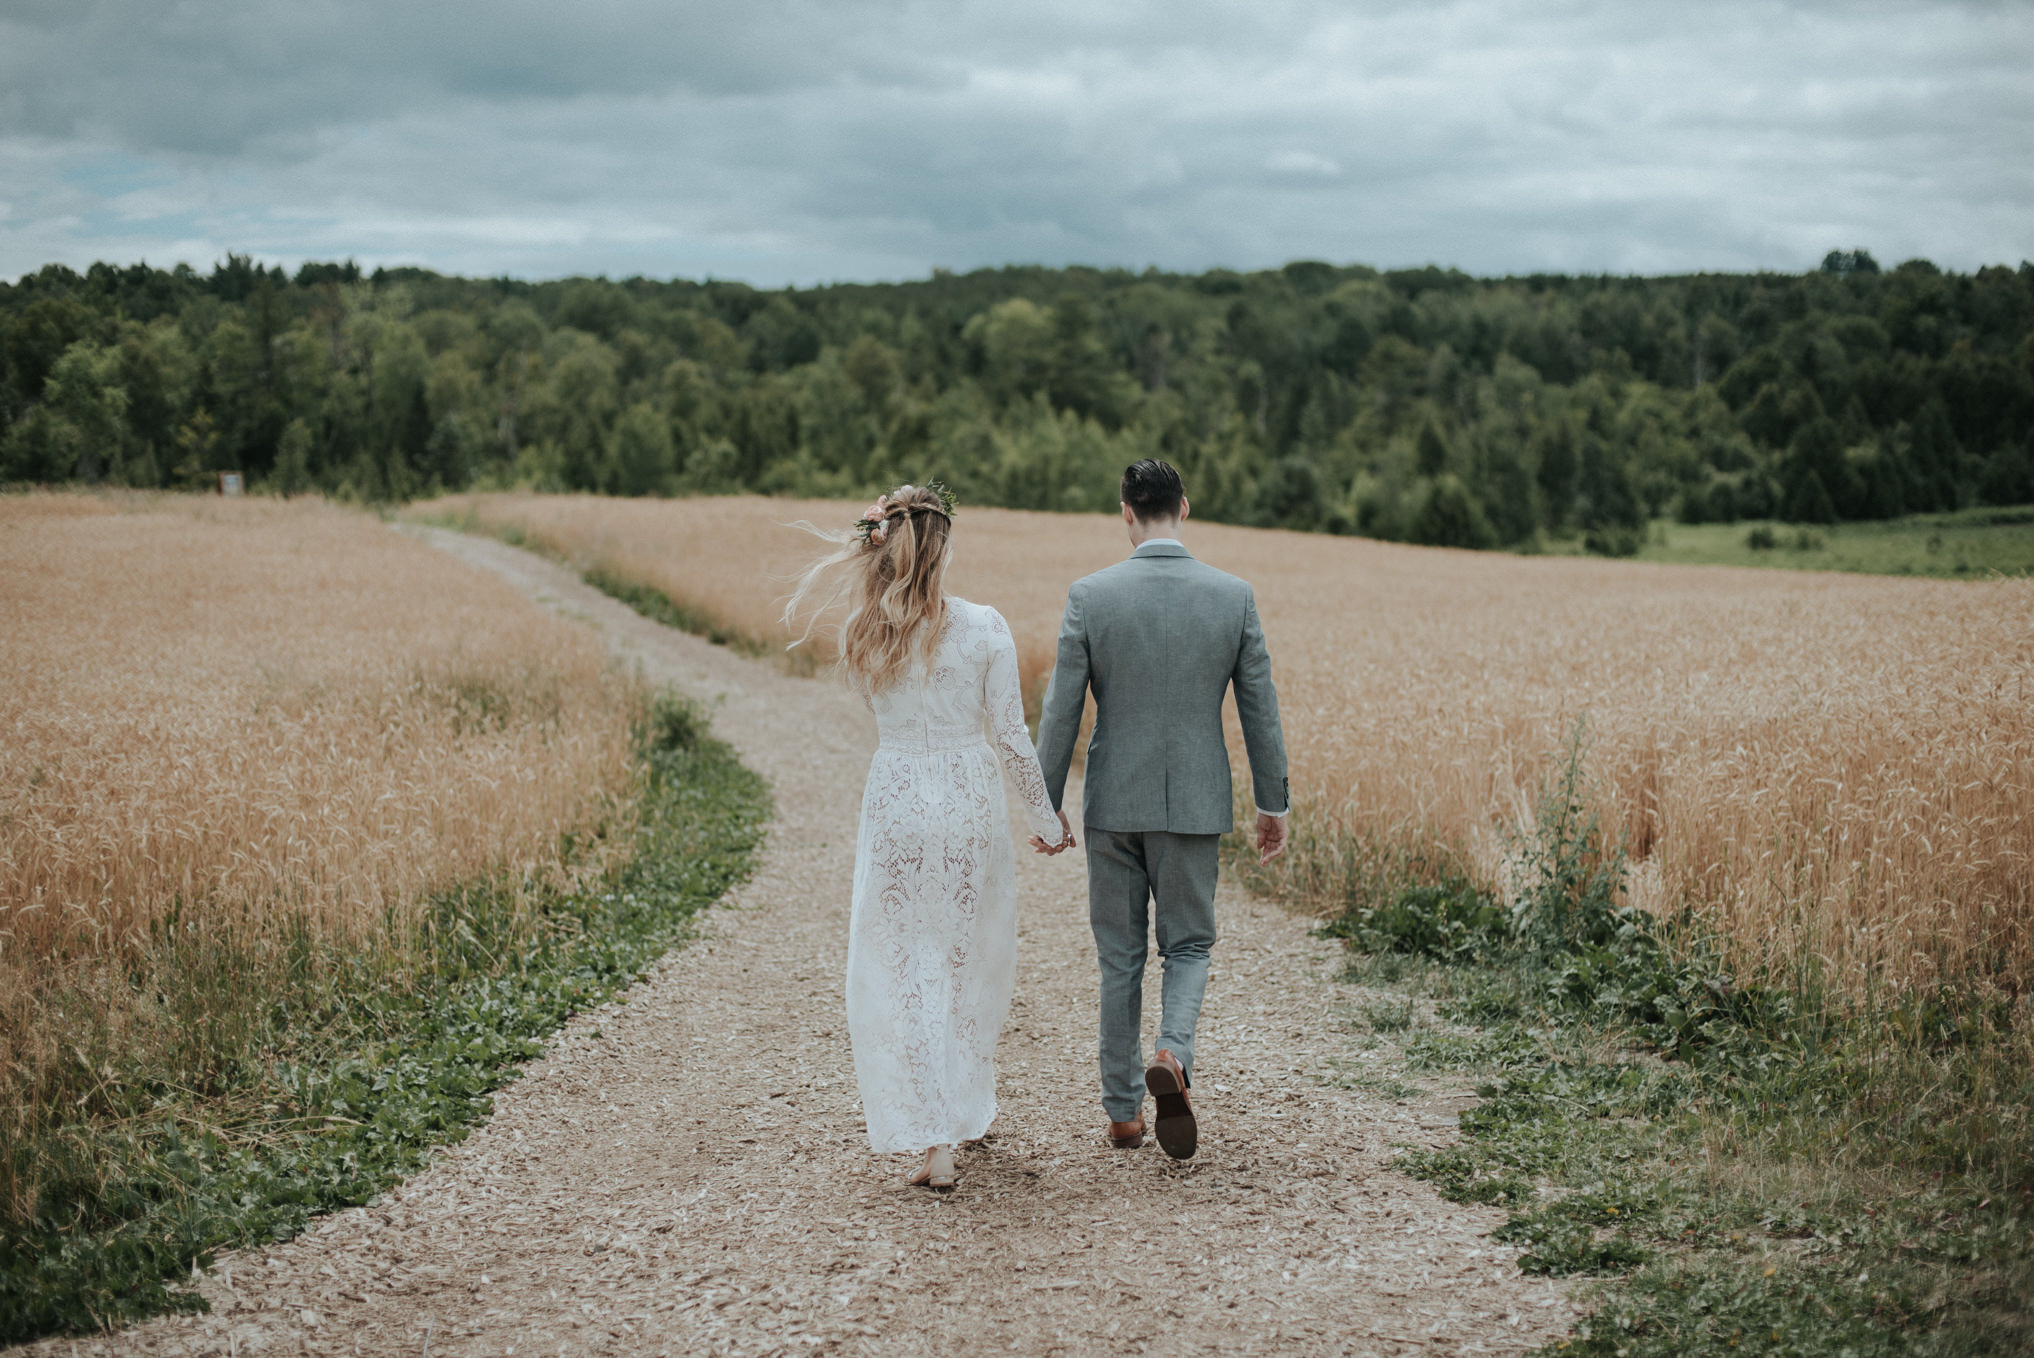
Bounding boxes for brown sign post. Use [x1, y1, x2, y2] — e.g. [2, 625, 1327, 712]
[217, 471, 244, 496]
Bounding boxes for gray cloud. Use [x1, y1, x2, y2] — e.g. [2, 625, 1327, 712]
[1, 0, 2029, 283]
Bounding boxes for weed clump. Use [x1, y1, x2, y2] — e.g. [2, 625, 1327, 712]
[641, 691, 707, 753]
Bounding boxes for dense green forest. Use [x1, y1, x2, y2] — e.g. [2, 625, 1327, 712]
[4, 250, 2031, 551]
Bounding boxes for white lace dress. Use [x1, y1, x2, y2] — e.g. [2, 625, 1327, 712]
[847, 599, 1064, 1153]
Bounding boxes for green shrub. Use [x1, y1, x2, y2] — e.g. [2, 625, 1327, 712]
[1321, 878, 1508, 963]
[1584, 524, 1644, 557]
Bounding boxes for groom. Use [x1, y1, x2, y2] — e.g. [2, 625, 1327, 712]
[1033, 459, 1289, 1160]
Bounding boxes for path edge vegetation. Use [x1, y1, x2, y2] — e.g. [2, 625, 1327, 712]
[403, 507, 824, 676]
[1228, 732, 2032, 1358]
[0, 695, 770, 1342]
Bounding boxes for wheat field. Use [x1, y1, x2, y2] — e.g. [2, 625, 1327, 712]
[2, 493, 640, 955]
[413, 491, 2034, 999]
[2, 491, 642, 1188]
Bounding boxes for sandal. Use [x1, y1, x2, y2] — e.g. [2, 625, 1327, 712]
[914, 1144, 957, 1192]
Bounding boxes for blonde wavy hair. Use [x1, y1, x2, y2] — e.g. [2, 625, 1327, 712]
[784, 484, 954, 695]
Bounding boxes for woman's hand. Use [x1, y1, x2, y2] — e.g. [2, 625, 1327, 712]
[1029, 811, 1076, 855]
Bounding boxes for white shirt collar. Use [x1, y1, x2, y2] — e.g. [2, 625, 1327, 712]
[1133, 538, 1184, 552]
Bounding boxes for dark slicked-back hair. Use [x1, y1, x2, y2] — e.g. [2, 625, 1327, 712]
[1121, 459, 1185, 522]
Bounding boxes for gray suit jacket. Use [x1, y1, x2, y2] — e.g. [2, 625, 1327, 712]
[1036, 541, 1289, 835]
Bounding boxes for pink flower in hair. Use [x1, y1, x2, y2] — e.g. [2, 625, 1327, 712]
[857, 493, 892, 548]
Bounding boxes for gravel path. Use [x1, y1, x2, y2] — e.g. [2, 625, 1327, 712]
[26, 529, 1575, 1358]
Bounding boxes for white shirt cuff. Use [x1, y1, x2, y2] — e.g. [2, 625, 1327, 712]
[1255, 806, 1289, 819]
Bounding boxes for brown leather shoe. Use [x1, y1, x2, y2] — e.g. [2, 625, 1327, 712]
[1145, 1049, 1197, 1160]
[1108, 1115, 1146, 1149]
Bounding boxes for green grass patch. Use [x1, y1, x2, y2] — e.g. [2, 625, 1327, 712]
[1268, 734, 2033, 1357]
[581, 564, 769, 656]
[1317, 1067, 1421, 1101]
[1542, 506, 2034, 578]
[0, 695, 769, 1342]
[1357, 997, 1419, 1034]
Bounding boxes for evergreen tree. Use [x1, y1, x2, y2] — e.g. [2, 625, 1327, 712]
[1905, 398, 1966, 512]
[1785, 469, 1839, 524]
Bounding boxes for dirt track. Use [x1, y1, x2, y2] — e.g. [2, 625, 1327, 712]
[22, 528, 1574, 1357]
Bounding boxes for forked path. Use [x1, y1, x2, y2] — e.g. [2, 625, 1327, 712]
[39, 530, 1575, 1358]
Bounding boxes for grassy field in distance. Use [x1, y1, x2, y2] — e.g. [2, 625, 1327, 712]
[1545, 504, 2034, 577]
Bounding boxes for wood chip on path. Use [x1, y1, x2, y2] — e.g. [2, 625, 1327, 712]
[12, 526, 1576, 1358]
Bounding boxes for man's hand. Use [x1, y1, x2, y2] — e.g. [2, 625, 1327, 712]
[1255, 811, 1288, 865]
[1030, 810, 1077, 856]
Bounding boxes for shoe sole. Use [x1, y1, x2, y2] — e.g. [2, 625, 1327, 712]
[1145, 1063, 1198, 1160]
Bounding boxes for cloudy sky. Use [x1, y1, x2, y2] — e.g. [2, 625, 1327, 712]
[1, 0, 2029, 285]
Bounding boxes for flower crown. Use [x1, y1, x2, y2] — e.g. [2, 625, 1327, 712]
[854, 481, 958, 549]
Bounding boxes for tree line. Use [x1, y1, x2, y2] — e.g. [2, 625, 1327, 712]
[4, 249, 2031, 551]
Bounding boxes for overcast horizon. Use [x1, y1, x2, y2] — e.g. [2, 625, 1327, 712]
[2, 0, 2030, 288]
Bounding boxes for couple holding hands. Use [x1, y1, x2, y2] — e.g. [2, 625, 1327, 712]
[788, 459, 1288, 1191]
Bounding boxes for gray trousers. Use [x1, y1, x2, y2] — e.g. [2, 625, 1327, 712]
[1084, 827, 1220, 1123]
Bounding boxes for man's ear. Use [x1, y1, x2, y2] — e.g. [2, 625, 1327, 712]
[1178, 496, 1190, 523]
[1121, 502, 1136, 526]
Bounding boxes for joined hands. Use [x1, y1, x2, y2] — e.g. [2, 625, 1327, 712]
[1029, 811, 1284, 861]
[1029, 810, 1076, 856]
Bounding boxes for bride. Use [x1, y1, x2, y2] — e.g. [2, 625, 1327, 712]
[787, 483, 1071, 1191]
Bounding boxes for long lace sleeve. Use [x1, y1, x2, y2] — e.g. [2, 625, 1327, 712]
[982, 608, 1065, 845]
